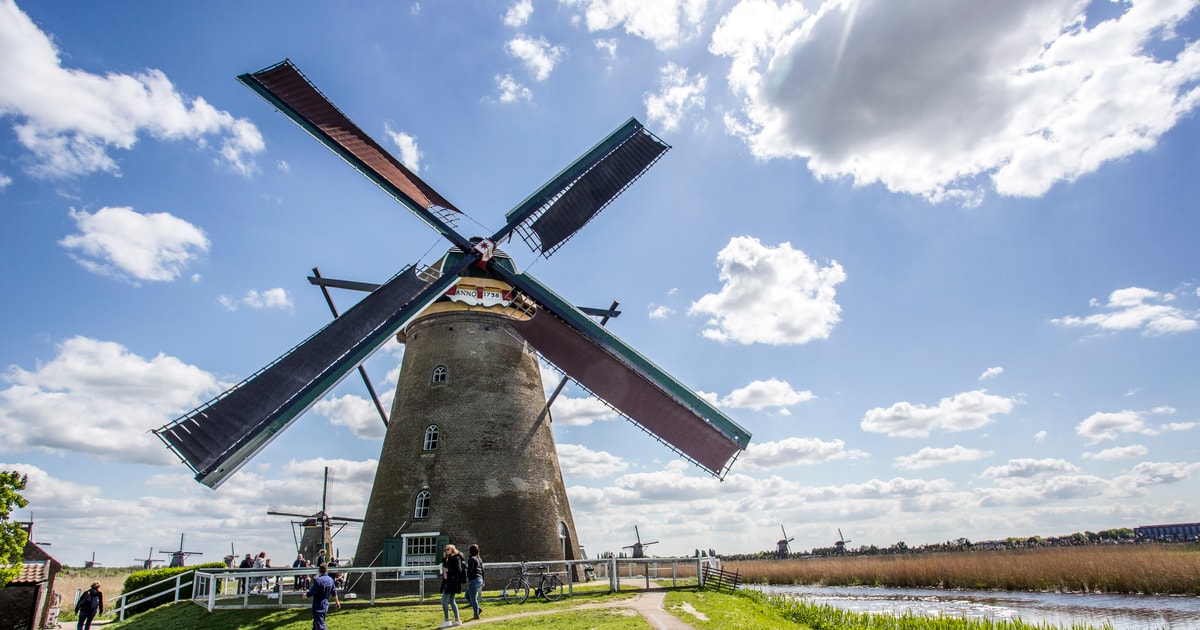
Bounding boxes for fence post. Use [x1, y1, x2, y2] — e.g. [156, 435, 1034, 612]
[174, 573, 182, 603]
[697, 557, 705, 589]
[208, 573, 216, 612]
[118, 593, 127, 622]
[609, 556, 618, 592]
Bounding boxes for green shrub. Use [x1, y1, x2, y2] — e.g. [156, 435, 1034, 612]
[120, 562, 227, 617]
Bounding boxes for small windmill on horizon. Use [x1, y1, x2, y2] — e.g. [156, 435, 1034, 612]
[623, 526, 659, 559]
[268, 467, 363, 564]
[776, 525, 795, 559]
[153, 59, 752, 577]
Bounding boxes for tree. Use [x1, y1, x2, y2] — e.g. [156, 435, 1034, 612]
[1, 470, 30, 587]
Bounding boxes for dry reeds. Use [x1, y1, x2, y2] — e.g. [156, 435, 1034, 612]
[729, 544, 1200, 595]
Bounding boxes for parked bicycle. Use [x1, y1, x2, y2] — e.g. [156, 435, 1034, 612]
[501, 562, 564, 603]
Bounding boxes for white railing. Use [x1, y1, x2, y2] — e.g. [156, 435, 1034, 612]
[111, 571, 194, 621]
[148, 556, 723, 612]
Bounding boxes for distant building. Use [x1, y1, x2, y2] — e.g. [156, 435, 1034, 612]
[1134, 522, 1200, 541]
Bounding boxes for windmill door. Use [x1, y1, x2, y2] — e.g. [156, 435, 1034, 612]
[382, 538, 403, 567]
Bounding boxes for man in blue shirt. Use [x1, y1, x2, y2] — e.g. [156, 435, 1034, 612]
[303, 563, 341, 630]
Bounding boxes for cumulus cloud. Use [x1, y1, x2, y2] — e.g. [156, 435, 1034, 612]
[644, 62, 706, 132]
[981, 458, 1080, 479]
[505, 35, 566, 81]
[979, 366, 1004, 381]
[690, 237, 845, 345]
[709, 0, 1200, 204]
[59, 206, 210, 283]
[1052, 287, 1199, 335]
[218, 288, 293, 312]
[557, 443, 629, 479]
[861, 390, 1016, 438]
[594, 38, 618, 59]
[710, 378, 814, 413]
[1083, 444, 1149, 461]
[0, 171, 11, 189]
[563, 0, 707, 49]
[494, 74, 532, 103]
[550, 395, 619, 426]
[383, 124, 423, 172]
[0, 1, 264, 178]
[0, 336, 222, 464]
[648, 305, 675, 319]
[739, 437, 867, 471]
[894, 445, 992, 470]
[1075, 408, 1195, 444]
[312, 393, 388, 440]
[503, 0, 533, 27]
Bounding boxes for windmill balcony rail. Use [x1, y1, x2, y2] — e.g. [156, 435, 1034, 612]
[178, 555, 722, 612]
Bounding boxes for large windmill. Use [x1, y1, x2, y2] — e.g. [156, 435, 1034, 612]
[268, 467, 363, 564]
[153, 59, 751, 579]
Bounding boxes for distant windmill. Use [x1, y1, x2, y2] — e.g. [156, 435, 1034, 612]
[134, 548, 162, 570]
[83, 551, 102, 568]
[622, 526, 659, 559]
[834, 528, 853, 554]
[776, 525, 795, 559]
[160, 533, 202, 568]
[152, 59, 753, 571]
[268, 467, 364, 564]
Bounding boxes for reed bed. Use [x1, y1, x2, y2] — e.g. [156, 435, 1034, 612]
[729, 544, 1200, 595]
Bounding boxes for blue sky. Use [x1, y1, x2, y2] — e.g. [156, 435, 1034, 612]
[2, 0, 1199, 568]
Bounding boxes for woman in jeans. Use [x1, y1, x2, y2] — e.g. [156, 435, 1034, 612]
[465, 544, 485, 620]
[438, 544, 466, 628]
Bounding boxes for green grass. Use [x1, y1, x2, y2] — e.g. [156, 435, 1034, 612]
[104, 585, 1123, 630]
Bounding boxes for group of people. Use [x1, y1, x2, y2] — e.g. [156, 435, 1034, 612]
[437, 543, 485, 628]
[236, 551, 272, 593]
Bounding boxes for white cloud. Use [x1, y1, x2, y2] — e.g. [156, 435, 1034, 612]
[0, 170, 11, 189]
[861, 390, 1016, 438]
[59, 206, 210, 283]
[594, 38, 618, 59]
[1115, 461, 1199, 489]
[505, 35, 566, 81]
[979, 366, 1004, 381]
[1083, 445, 1149, 461]
[739, 437, 867, 471]
[644, 62, 707, 132]
[383, 124, 423, 172]
[0, 337, 222, 464]
[556, 443, 628, 478]
[709, 0, 1200, 204]
[716, 378, 814, 412]
[494, 74, 532, 103]
[312, 393, 388, 440]
[504, 0, 534, 27]
[980, 458, 1081, 479]
[648, 305, 674, 319]
[549, 395, 619, 426]
[1075, 409, 1196, 444]
[0, 1, 264, 178]
[1053, 287, 1199, 335]
[1034, 430, 1047, 442]
[217, 288, 293, 312]
[894, 445, 992, 470]
[563, 0, 708, 50]
[689, 237, 845, 345]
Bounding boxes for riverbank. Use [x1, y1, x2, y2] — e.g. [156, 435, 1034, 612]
[729, 543, 1200, 594]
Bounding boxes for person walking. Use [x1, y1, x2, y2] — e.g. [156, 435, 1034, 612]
[74, 581, 103, 630]
[303, 562, 341, 630]
[438, 544, 466, 628]
[464, 544, 485, 620]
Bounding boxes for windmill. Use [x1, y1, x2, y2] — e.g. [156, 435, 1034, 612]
[268, 467, 364, 564]
[776, 525, 795, 559]
[153, 59, 752, 577]
[134, 548, 162, 570]
[160, 533, 202, 568]
[834, 528, 852, 554]
[83, 551, 102, 568]
[622, 526, 659, 559]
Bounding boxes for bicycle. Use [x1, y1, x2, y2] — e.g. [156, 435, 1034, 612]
[500, 562, 564, 603]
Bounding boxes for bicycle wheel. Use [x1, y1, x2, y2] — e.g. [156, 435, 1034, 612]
[501, 577, 529, 604]
[539, 574, 564, 601]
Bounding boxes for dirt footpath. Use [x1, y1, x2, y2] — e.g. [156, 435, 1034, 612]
[464, 588, 698, 629]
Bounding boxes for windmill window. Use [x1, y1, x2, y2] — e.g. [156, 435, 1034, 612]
[423, 425, 439, 451]
[414, 491, 431, 519]
[431, 366, 448, 383]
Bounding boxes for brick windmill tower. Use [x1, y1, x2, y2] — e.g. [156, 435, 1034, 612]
[154, 60, 752, 575]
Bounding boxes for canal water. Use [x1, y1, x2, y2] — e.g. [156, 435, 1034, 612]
[752, 584, 1200, 629]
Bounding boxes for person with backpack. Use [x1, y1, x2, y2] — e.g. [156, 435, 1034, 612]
[74, 582, 103, 630]
[438, 544, 467, 628]
[464, 544, 485, 620]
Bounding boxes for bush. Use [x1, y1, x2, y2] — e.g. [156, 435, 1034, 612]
[120, 562, 228, 617]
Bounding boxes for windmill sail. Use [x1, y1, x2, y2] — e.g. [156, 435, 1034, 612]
[237, 60, 466, 243]
[498, 268, 751, 478]
[155, 265, 462, 487]
[499, 118, 669, 258]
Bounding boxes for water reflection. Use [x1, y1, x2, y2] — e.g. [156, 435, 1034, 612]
[753, 584, 1200, 629]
